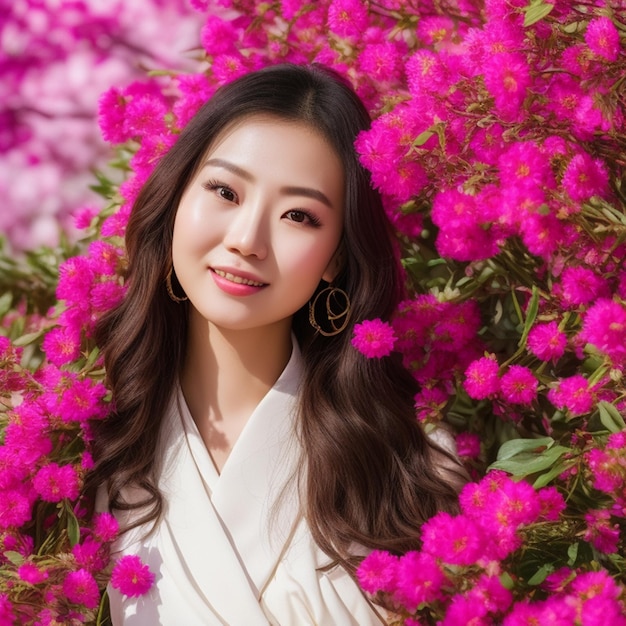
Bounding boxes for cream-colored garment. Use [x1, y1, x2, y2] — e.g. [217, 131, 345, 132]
[106, 344, 387, 626]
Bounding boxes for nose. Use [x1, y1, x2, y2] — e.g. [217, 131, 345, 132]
[222, 202, 268, 260]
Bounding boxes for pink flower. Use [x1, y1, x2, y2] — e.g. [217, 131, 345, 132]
[585, 448, 623, 494]
[211, 54, 248, 86]
[63, 569, 100, 609]
[413, 387, 449, 423]
[123, 95, 167, 138]
[98, 87, 130, 144]
[607, 431, 626, 450]
[393, 551, 446, 610]
[560, 44, 594, 76]
[93, 512, 119, 542]
[559, 266, 609, 307]
[459, 471, 508, 519]
[57, 377, 108, 423]
[431, 189, 500, 261]
[33, 463, 81, 503]
[42, 325, 82, 367]
[0, 487, 34, 529]
[434, 300, 482, 350]
[537, 486, 567, 521]
[580, 299, 626, 365]
[469, 574, 513, 614]
[497, 478, 541, 527]
[499, 365, 538, 405]
[358, 42, 404, 82]
[502, 598, 574, 626]
[456, 433, 481, 459]
[464, 355, 500, 399]
[483, 52, 531, 121]
[86, 241, 123, 276]
[561, 153, 610, 202]
[0, 593, 16, 624]
[416, 16, 456, 45]
[352, 319, 396, 358]
[18, 562, 49, 584]
[356, 550, 398, 594]
[498, 141, 553, 191]
[548, 374, 594, 416]
[583, 509, 620, 553]
[200, 15, 238, 56]
[470, 125, 505, 165]
[519, 213, 563, 260]
[585, 17, 620, 62]
[327, 0, 370, 40]
[527, 322, 567, 361]
[421, 512, 487, 565]
[72, 537, 108, 571]
[405, 50, 451, 96]
[73, 205, 99, 231]
[111, 555, 155, 598]
[442, 594, 490, 625]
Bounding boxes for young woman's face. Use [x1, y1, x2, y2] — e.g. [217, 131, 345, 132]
[172, 115, 345, 335]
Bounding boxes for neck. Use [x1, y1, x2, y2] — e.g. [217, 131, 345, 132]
[180, 311, 293, 428]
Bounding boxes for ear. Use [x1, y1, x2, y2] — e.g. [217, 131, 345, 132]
[322, 243, 345, 283]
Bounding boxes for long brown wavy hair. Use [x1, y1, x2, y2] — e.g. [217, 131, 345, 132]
[87, 63, 464, 570]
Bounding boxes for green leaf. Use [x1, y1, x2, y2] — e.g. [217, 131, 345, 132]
[490, 445, 570, 477]
[0, 291, 13, 318]
[413, 130, 435, 147]
[597, 401, 626, 433]
[524, 1, 554, 27]
[84, 346, 101, 369]
[500, 571, 515, 590]
[496, 436, 555, 461]
[528, 563, 554, 585]
[533, 458, 575, 488]
[67, 508, 81, 547]
[3, 551, 24, 566]
[12, 329, 47, 347]
[518, 285, 539, 348]
[567, 542, 579, 567]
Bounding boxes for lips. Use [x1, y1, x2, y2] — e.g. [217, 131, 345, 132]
[211, 268, 267, 287]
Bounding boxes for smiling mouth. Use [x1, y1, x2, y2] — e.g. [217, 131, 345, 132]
[212, 269, 266, 287]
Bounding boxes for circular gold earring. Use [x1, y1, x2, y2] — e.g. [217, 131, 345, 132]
[308, 285, 351, 337]
[166, 267, 188, 303]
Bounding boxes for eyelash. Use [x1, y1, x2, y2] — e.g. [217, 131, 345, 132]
[202, 179, 237, 202]
[201, 179, 322, 228]
[285, 210, 322, 228]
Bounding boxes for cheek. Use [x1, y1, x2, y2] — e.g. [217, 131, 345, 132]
[277, 238, 339, 284]
[173, 204, 214, 256]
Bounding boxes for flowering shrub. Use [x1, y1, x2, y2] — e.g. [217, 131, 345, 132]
[1, 0, 203, 251]
[2, 0, 626, 623]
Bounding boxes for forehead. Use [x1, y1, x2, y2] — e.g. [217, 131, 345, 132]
[195, 114, 345, 199]
[204, 114, 341, 169]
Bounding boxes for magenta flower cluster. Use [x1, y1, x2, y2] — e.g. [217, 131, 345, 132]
[357, 471, 626, 625]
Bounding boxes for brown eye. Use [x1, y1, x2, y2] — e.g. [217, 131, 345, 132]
[203, 180, 238, 202]
[217, 186, 236, 202]
[287, 210, 307, 223]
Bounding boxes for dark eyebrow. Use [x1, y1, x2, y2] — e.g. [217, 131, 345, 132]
[204, 158, 253, 181]
[280, 186, 334, 209]
[204, 158, 335, 209]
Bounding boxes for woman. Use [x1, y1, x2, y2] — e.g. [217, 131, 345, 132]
[89, 63, 464, 625]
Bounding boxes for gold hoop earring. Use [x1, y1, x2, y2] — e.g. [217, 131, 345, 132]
[308, 285, 351, 337]
[166, 267, 188, 303]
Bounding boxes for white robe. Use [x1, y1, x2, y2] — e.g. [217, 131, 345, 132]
[106, 344, 388, 625]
